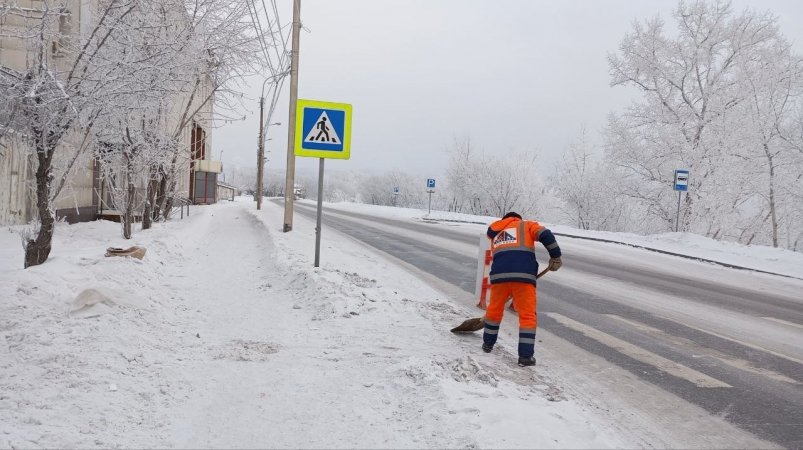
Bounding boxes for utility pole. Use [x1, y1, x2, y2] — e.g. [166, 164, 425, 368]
[256, 96, 265, 210]
[283, 0, 301, 232]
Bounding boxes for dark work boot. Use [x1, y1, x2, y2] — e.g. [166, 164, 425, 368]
[482, 343, 493, 353]
[517, 356, 536, 367]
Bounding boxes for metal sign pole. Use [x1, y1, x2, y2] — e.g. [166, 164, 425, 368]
[294, 98, 351, 266]
[314, 157, 325, 267]
[428, 191, 432, 214]
[673, 169, 688, 232]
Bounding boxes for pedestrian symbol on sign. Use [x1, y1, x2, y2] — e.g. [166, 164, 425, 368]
[294, 99, 351, 159]
[304, 111, 341, 145]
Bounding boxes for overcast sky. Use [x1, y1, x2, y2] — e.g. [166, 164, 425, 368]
[212, 0, 803, 182]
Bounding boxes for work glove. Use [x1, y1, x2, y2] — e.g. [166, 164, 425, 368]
[548, 257, 562, 271]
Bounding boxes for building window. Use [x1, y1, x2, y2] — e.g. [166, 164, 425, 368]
[51, 9, 71, 57]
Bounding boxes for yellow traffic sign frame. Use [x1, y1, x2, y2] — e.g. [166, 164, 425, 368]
[294, 99, 352, 159]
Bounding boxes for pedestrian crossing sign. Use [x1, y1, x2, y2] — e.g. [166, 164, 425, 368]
[295, 99, 352, 159]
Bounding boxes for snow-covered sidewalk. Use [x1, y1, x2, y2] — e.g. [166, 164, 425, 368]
[1, 199, 653, 448]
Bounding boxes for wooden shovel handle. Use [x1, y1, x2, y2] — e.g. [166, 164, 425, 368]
[536, 267, 550, 279]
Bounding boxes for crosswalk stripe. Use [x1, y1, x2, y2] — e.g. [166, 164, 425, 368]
[761, 316, 803, 331]
[664, 316, 803, 366]
[606, 315, 800, 385]
[548, 313, 731, 388]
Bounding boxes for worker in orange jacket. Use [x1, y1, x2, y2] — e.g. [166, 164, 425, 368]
[483, 212, 562, 366]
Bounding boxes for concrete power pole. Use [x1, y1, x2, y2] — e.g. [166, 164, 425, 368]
[256, 96, 265, 210]
[283, 0, 301, 232]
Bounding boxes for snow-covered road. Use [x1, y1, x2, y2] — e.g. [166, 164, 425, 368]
[291, 199, 803, 448]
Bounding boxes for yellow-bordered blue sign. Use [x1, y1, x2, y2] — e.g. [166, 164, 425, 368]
[294, 99, 352, 159]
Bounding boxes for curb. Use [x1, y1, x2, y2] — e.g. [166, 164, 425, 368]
[554, 232, 802, 281]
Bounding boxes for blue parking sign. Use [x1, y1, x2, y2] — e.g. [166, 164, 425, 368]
[426, 179, 436, 189]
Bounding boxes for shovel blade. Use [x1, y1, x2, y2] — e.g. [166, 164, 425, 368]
[450, 317, 485, 333]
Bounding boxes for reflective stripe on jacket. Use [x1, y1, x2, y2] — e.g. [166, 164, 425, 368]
[486, 217, 561, 285]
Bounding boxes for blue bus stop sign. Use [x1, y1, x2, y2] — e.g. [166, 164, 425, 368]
[674, 170, 689, 191]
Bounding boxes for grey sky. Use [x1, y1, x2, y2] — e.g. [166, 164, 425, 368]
[212, 0, 803, 181]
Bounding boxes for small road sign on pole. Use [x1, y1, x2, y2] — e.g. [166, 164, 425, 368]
[294, 99, 353, 267]
[426, 179, 436, 214]
[674, 170, 689, 191]
[673, 169, 689, 232]
[295, 99, 353, 159]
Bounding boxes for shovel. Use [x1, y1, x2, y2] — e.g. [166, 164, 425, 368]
[450, 268, 550, 333]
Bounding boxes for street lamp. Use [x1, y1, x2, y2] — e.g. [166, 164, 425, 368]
[257, 124, 280, 209]
[256, 72, 284, 210]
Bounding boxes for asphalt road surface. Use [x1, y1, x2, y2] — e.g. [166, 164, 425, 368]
[286, 200, 803, 448]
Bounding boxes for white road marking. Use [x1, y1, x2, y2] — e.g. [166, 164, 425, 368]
[548, 313, 731, 388]
[605, 315, 665, 335]
[556, 268, 803, 367]
[606, 315, 800, 385]
[662, 317, 803, 366]
[761, 316, 803, 331]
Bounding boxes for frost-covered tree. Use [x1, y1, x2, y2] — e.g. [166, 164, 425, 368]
[88, 0, 263, 237]
[605, 0, 803, 248]
[444, 136, 486, 215]
[0, 0, 265, 265]
[148, 0, 263, 221]
[551, 126, 625, 230]
[444, 136, 545, 218]
[0, 0, 144, 267]
[89, 1, 189, 238]
[227, 165, 258, 194]
[731, 35, 803, 247]
[362, 171, 425, 208]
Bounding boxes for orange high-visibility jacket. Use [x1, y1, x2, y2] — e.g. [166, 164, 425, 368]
[486, 217, 561, 285]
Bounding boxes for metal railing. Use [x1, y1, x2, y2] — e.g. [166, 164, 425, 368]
[170, 196, 193, 219]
